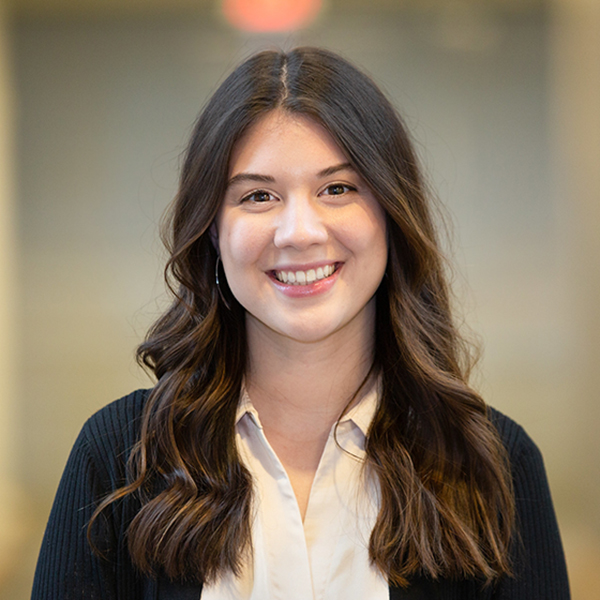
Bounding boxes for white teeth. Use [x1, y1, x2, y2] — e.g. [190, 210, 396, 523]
[274, 264, 337, 285]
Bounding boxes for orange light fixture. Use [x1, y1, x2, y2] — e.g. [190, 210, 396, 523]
[223, 0, 322, 33]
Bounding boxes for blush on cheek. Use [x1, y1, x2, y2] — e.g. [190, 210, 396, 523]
[220, 221, 270, 289]
[228, 225, 264, 261]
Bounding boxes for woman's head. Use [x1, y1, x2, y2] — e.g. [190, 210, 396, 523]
[166, 47, 441, 334]
[215, 109, 388, 346]
[123, 47, 514, 586]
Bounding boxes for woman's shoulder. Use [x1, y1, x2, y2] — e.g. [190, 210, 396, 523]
[486, 408, 570, 596]
[77, 388, 152, 466]
[486, 405, 546, 471]
[86, 387, 150, 423]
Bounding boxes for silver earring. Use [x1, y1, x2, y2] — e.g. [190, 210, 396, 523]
[215, 256, 231, 310]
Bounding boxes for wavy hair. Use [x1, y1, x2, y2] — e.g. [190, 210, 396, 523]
[90, 47, 514, 587]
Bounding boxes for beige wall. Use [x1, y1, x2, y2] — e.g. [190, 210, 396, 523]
[1, 1, 599, 598]
[0, 0, 30, 588]
[550, 0, 600, 595]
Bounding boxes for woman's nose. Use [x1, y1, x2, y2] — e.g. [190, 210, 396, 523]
[273, 196, 328, 250]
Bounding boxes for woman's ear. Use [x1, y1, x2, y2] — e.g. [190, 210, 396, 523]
[209, 223, 219, 253]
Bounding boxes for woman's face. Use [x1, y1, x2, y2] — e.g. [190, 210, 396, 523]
[215, 110, 388, 345]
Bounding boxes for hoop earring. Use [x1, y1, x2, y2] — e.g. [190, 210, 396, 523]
[215, 256, 231, 310]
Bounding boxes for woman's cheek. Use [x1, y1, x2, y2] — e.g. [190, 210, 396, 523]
[224, 217, 269, 268]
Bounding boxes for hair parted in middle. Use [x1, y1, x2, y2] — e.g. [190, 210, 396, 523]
[90, 46, 514, 587]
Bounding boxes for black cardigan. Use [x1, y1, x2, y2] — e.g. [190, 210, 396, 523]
[32, 389, 570, 599]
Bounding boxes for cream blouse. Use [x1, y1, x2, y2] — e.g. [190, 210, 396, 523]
[201, 384, 388, 600]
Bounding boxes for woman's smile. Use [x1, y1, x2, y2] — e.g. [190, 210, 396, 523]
[271, 262, 338, 285]
[215, 109, 388, 344]
[268, 262, 343, 298]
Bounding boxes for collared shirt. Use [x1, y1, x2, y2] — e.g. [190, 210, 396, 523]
[201, 384, 389, 600]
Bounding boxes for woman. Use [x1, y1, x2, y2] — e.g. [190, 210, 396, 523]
[32, 47, 569, 599]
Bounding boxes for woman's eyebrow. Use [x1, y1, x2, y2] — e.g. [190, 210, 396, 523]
[227, 173, 275, 187]
[317, 162, 354, 177]
[227, 163, 354, 188]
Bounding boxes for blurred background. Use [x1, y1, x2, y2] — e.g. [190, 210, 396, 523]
[0, 0, 598, 597]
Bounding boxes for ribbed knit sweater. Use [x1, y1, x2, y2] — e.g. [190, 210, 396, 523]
[31, 389, 570, 599]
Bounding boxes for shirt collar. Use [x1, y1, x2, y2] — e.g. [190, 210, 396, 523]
[236, 386, 262, 428]
[236, 377, 380, 438]
[339, 378, 379, 437]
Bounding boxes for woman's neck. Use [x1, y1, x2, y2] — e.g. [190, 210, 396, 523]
[243, 305, 377, 519]
[244, 311, 376, 441]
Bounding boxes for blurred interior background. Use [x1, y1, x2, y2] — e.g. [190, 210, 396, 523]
[0, 0, 598, 597]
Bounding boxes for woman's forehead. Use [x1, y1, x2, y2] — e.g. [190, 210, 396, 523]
[228, 109, 349, 179]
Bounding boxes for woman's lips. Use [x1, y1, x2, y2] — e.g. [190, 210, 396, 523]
[273, 263, 337, 285]
[268, 262, 342, 297]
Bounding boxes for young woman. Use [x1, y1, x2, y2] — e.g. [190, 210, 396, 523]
[32, 47, 570, 599]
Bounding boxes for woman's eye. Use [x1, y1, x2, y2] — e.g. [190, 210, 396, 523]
[243, 190, 274, 203]
[322, 183, 355, 196]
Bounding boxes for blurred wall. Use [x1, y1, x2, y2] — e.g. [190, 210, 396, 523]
[549, 0, 600, 594]
[0, 0, 25, 587]
[1, 1, 598, 597]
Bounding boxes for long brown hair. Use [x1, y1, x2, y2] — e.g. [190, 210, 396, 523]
[90, 47, 514, 587]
